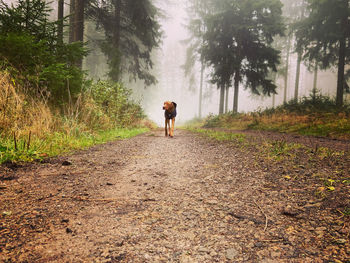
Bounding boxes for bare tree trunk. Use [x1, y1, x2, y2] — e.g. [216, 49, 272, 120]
[69, 0, 75, 43]
[284, 34, 291, 103]
[294, 51, 302, 101]
[198, 60, 204, 118]
[72, 0, 84, 69]
[74, 0, 84, 42]
[272, 72, 277, 108]
[109, 0, 122, 81]
[219, 84, 225, 114]
[336, 10, 347, 107]
[294, 0, 306, 102]
[58, 0, 64, 44]
[233, 70, 239, 113]
[224, 84, 229, 113]
[336, 35, 345, 107]
[312, 62, 318, 97]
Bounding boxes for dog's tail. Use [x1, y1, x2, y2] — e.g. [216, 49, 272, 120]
[172, 102, 177, 108]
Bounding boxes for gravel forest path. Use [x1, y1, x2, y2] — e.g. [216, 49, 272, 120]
[0, 129, 349, 262]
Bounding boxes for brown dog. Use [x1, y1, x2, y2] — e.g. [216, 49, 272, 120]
[163, 101, 177, 137]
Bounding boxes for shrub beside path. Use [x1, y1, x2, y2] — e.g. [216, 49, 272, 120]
[0, 129, 349, 262]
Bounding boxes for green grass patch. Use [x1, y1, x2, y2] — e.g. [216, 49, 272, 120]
[198, 111, 350, 140]
[0, 128, 148, 164]
[259, 140, 306, 161]
[187, 127, 342, 162]
[195, 94, 350, 139]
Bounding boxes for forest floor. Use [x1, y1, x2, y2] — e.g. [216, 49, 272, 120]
[0, 129, 349, 262]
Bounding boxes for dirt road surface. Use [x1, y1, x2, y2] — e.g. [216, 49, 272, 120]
[1, 129, 349, 262]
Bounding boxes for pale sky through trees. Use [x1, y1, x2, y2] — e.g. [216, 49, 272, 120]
[142, 0, 341, 125]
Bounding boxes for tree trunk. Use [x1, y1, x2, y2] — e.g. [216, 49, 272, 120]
[294, 0, 306, 102]
[294, 51, 302, 101]
[284, 34, 291, 103]
[198, 60, 204, 118]
[224, 84, 229, 113]
[336, 35, 346, 107]
[312, 62, 318, 99]
[219, 84, 225, 114]
[336, 9, 347, 107]
[272, 72, 277, 108]
[74, 0, 84, 42]
[233, 70, 239, 113]
[58, 0, 64, 44]
[73, 0, 84, 69]
[109, 0, 122, 82]
[69, 0, 75, 43]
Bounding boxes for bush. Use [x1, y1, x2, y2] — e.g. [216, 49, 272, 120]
[88, 80, 145, 127]
[272, 91, 350, 115]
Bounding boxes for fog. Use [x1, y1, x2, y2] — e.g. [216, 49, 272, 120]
[2, 0, 344, 126]
[80, 0, 343, 126]
[126, 0, 340, 126]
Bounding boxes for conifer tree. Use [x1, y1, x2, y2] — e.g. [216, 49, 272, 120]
[295, 0, 349, 107]
[87, 0, 162, 85]
[201, 0, 284, 112]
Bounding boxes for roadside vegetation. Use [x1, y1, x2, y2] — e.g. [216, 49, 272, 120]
[0, 72, 152, 164]
[190, 92, 350, 140]
[0, 1, 155, 164]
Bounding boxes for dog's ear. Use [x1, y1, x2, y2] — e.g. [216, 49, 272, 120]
[172, 102, 177, 108]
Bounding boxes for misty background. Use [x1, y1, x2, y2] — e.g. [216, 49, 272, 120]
[54, 0, 348, 125]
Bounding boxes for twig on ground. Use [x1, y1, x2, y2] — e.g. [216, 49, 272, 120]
[261, 239, 284, 242]
[70, 196, 119, 202]
[254, 199, 268, 231]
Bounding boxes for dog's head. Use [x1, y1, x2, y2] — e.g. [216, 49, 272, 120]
[163, 101, 176, 112]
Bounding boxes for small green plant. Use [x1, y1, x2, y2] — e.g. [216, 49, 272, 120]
[324, 178, 337, 191]
[270, 140, 287, 156]
[341, 207, 350, 216]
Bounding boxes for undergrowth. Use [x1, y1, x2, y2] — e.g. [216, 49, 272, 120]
[0, 72, 151, 164]
[199, 92, 350, 139]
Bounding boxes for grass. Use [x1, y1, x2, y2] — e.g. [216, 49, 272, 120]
[247, 112, 350, 139]
[0, 128, 148, 164]
[186, 127, 347, 162]
[198, 111, 350, 140]
[193, 93, 350, 139]
[0, 71, 152, 164]
[187, 127, 305, 161]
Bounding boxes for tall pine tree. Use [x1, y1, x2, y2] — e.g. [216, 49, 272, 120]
[87, 0, 162, 85]
[201, 0, 284, 113]
[295, 0, 350, 107]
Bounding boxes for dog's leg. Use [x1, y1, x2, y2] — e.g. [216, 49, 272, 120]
[170, 118, 175, 137]
[165, 119, 168, 136]
[167, 119, 171, 136]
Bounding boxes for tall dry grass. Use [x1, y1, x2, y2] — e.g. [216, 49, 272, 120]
[1, 71, 151, 144]
[0, 72, 54, 139]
